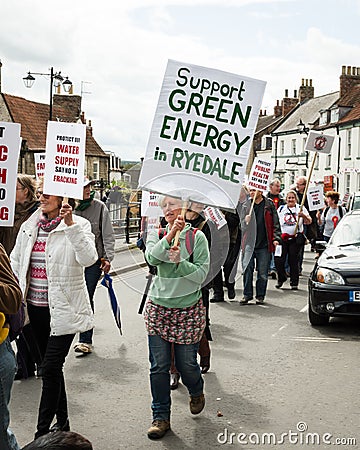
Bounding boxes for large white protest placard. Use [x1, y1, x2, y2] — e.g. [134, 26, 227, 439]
[138, 60, 266, 210]
[307, 185, 325, 211]
[34, 153, 46, 179]
[248, 157, 274, 193]
[43, 122, 86, 199]
[305, 132, 334, 154]
[0, 122, 21, 226]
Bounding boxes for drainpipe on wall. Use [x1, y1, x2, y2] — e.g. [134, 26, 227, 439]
[336, 125, 341, 191]
[273, 135, 278, 173]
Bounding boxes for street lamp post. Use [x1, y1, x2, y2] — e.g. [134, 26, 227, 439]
[297, 119, 310, 168]
[23, 67, 72, 120]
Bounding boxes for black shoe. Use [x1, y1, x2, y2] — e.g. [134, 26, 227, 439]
[210, 296, 225, 303]
[227, 287, 236, 299]
[14, 370, 35, 380]
[269, 271, 277, 280]
[239, 297, 252, 305]
[256, 296, 265, 304]
[49, 418, 70, 433]
[291, 285, 298, 290]
[275, 282, 284, 289]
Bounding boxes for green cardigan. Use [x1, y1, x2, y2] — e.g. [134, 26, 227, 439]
[145, 223, 210, 308]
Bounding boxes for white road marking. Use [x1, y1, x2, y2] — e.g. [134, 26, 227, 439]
[272, 324, 288, 337]
[289, 336, 341, 342]
[300, 304, 308, 313]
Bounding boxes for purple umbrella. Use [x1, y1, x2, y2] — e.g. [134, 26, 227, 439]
[101, 273, 122, 335]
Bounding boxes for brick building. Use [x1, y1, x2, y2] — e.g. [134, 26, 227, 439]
[0, 91, 109, 181]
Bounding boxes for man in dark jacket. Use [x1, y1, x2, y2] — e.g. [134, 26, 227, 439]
[239, 189, 281, 304]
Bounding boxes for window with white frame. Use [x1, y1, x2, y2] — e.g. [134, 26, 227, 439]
[280, 140, 285, 155]
[314, 153, 319, 169]
[346, 129, 352, 157]
[123, 173, 131, 183]
[319, 110, 328, 126]
[261, 135, 272, 150]
[330, 108, 339, 123]
[302, 137, 306, 153]
[93, 160, 99, 180]
[291, 139, 296, 155]
[326, 153, 331, 167]
[345, 173, 351, 193]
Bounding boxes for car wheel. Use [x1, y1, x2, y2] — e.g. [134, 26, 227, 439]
[308, 300, 330, 326]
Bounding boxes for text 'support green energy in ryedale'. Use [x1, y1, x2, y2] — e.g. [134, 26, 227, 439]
[138, 60, 266, 210]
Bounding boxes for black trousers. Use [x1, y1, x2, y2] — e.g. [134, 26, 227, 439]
[28, 304, 75, 438]
[212, 242, 240, 295]
[275, 239, 301, 287]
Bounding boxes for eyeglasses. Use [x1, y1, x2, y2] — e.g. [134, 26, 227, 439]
[37, 190, 50, 199]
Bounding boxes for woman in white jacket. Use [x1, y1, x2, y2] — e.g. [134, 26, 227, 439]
[10, 187, 97, 440]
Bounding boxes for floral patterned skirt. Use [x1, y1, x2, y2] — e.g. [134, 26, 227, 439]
[144, 298, 206, 345]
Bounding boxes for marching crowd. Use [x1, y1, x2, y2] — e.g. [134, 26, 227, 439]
[0, 174, 348, 447]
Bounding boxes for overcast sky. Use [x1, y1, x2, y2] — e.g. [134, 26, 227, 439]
[1, 0, 360, 162]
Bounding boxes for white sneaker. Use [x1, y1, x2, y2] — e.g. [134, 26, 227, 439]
[74, 343, 92, 354]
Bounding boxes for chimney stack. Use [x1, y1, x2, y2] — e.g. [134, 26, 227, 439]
[274, 99, 282, 117]
[282, 89, 298, 116]
[298, 78, 314, 103]
[53, 94, 82, 121]
[340, 65, 360, 97]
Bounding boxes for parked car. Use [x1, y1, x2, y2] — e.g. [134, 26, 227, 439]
[346, 191, 360, 211]
[308, 210, 360, 325]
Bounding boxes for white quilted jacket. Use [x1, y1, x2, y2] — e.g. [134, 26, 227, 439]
[10, 209, 98, 336]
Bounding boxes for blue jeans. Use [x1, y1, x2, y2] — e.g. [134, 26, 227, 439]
[79, 260, 102, 344]
[243, 247, 270, 300]
[0, 338, 20, 450]
[148, 335, 203, 421]
[269, 253, 276, 272]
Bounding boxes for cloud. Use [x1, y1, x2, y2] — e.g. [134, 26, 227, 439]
[1, 1, 359, 162]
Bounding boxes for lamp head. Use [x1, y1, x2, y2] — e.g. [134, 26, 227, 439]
[23, 72, 35, 88]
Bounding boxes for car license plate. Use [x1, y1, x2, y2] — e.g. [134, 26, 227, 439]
[349, 291, 360, 302]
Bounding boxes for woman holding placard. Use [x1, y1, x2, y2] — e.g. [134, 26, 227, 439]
[144, 195, 210, 440]
[275, 190, 312, 290]
[10, 181, 97, 439]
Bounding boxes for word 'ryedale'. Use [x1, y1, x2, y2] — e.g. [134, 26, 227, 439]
[154, 66, 256, 183]
[53, 135, 80, 184]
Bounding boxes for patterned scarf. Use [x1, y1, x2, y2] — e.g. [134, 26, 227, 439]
[75, 191, 95, 211]
[38, 214, 62, 232]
